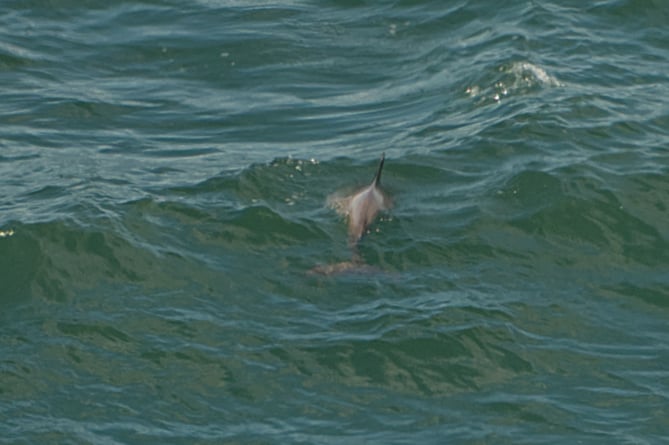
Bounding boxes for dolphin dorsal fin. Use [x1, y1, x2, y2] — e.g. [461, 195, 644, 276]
[372, 152, 385, 187]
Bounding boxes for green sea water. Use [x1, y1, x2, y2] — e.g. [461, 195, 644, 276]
[1, 1, 668, 443]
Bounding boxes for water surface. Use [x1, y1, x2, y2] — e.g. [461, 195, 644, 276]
[1, 1, 668, 443]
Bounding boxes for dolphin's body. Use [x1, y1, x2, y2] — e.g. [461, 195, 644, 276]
[310, 153, 392, 276]
[307, 254, 380, 276]
[327, 153, 392, 246]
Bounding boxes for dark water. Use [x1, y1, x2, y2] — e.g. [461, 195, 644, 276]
[1, 1, 668, 443]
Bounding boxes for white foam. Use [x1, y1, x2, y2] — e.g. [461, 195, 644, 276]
[513, 62, 562, 87]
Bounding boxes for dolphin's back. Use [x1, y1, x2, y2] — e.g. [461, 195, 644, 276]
[326, 153, 391, 245]
[347, 184, 388, 243]
[345, 154, 390, 244]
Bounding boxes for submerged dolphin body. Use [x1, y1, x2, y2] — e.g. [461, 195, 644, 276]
[327, 153, 392, 246]
[310, 154, 392, 276]
[307, 252, 380, 276]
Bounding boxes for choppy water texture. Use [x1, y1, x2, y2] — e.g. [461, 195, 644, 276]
[1, 1, 668, 443]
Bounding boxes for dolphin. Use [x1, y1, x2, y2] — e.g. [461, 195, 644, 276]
[310, 154, 392, 276]
[345, 153, 392, 245]
[327, 152, 392, 246]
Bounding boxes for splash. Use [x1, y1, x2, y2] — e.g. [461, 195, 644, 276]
[511, 62, 562, 87]
[466, 61, 561, 104]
